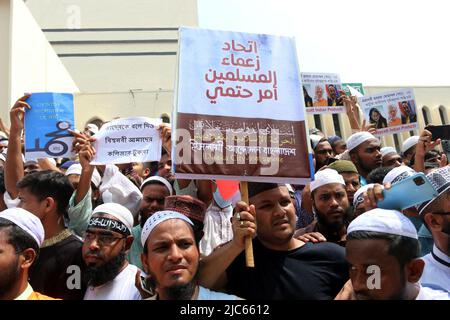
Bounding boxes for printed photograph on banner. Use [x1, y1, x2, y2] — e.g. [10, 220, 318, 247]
[90, 117, 162, 165]
[358, 89, 419, 136]
[366, 106, 388, 129]
[24, 92, 75, 160]
[300, 73, 344, 114]
[174, 27, 313, 184]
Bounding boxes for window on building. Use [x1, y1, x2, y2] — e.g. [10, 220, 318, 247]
[393, 134, 401, 152]
[313, 114, 323, 132]
[332, 114, 342, 137]
[422, 106, 431, 126]
[439, 105, 448, 124]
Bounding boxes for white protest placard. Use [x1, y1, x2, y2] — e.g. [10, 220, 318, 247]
[358, 89, 419, 136]
[174, 27, 313, 184]
[90, 117, 162, 165]
[301, 73, 345, 114]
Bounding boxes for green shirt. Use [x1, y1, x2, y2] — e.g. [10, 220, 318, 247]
[128, 225, 143, 270]
[67, 188, 93, 237]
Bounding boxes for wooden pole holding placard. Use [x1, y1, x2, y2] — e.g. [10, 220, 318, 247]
[240, 181, 254, 268]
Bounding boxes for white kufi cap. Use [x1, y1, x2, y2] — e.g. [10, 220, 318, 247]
[310, 168, 345, 192]
[347, 208, 418, 239]
[92, 203, 134, 233]
[347, 132, 377, 152]
[0, 208, 45, 246]
[402, 136, 419, 154]
[141, 210, 193, 246]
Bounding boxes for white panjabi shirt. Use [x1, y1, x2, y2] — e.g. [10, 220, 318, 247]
[420, 244, 450, 293]
[199, 202, 233, 256]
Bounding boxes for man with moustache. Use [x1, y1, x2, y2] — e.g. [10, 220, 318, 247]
[347, 132, 382, 185]
[310, 135, 334, 171]
[199, 182, 348, 299]
[338, 208, 449, 300]
[128, 176, 173, 269]
[381, 147, 403, 168]
[416, 167, 450, 292]
[0, 208, 57, 300]
[140, 211, 240, 300]
[328, 160, 361, 207]
[294, 169, 349, 246]
[83, 203, 141, 300]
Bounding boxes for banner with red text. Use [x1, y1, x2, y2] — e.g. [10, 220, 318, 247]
[174, 27, 313, 184]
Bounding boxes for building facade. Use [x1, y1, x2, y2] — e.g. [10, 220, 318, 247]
[25, 0, 198, 128]
[308, 86, 450, 152]
[4, 1, 450, 154]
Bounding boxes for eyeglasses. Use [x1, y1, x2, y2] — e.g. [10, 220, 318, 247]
[83, 231, 125, 246]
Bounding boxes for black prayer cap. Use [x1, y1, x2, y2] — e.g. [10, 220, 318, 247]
[247, 182, 280, 199]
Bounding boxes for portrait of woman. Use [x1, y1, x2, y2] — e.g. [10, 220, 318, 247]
[369, 108, 388, 129]
[303, 85, 313, 107]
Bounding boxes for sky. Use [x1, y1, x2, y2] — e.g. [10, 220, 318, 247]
[198, 0, 450, 86]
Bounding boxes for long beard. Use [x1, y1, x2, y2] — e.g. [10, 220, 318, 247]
[85, 251, 126, 287]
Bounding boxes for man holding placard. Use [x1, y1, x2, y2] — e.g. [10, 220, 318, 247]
[199, 182, 348, 299]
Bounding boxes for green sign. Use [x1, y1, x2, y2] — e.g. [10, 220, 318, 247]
[342, 83, 365, 96]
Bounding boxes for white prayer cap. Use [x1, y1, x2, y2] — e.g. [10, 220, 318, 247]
[347, 208, 418, 239]
[91, 169, 101, 188]
[86, 123, 99, 135]
[65, 163, 102, 188]
[140, 176, 173, 195]
[310, 168, 345, 192]
[65, 163, 82, 176]
[347, 132, 377, 152]
[383, 165, 416, 185]
[37, 158, 56, 166]
[141, 210, 193, 246]
[353, 183, 375, 208]
[402, 136, 419, 154]
[0, 139, 8, 147]
[0, 208, 45, 246]
[381, 147, 397, 158]
[92, 203, 133, 232]
[310, 134, 324, 150]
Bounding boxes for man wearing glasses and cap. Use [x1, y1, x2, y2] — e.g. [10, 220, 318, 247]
[83, 203, 141, 300]
[416, 166, 450, 292]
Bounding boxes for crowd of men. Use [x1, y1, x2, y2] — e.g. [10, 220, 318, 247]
[0, 93, 448, 300]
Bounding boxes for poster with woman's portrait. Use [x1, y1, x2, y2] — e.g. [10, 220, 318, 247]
[358, 89, 418, 136]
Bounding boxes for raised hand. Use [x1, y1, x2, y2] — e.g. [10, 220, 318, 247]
[9, 94, 31, 133]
